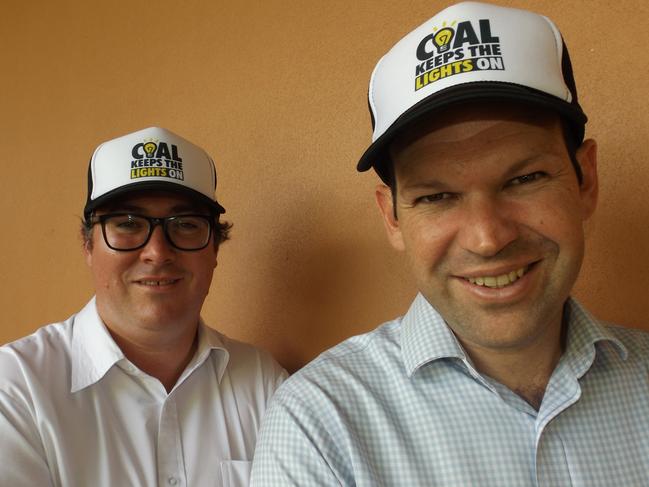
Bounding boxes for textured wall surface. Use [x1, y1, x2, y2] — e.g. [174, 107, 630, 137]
[1, 0, 647, 371]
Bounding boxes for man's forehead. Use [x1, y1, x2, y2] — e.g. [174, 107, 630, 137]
[99, 190, 210, 213]
[387, 109, 570, 188]
[390, 101, 563, 159]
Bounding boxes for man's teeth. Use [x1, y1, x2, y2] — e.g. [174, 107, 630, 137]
[466, 267, 527, 288]
[139, 279, 176, 286]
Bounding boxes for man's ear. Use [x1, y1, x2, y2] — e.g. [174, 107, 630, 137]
[83, 237, 93, 267]
[576, 138, 598, 220]
[375, 184, 405, 251]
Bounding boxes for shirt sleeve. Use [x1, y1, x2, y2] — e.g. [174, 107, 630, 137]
[0, 392, 54, 486]
[250, 378, 351, 486]
[266, 356, 289, 401]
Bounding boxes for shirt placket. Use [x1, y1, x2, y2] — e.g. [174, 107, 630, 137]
[157, 396, 187, 487]
[534, 360, 582, 486]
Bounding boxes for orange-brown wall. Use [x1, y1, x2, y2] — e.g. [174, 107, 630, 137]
[1, 1, 648, 372]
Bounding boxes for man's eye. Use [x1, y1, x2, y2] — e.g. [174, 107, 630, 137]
[172, 217, 208, 233]
[119, 219, 142, 228]
[176, 221, 199, 230]
[416, 192, 454, 203]
[509, 172, 546, 186]
[111, 217, 145, 232]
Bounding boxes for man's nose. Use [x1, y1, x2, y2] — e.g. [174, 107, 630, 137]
[139, 225, 176, 264]
[456, 196, 519, 257]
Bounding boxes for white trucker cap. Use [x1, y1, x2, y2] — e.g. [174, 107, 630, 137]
[357, 1, 587, 177]
[84, 127, 225, 220]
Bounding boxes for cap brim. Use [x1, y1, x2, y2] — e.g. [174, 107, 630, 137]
[84, 180, 226, 220]
[357, 81, 587, 174]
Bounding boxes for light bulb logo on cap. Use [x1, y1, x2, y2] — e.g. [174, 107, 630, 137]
[143, 141, 157, 158]
[432, 23, 456, 54]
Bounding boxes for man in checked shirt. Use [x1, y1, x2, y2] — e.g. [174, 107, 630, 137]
[252, 2, 649, 485]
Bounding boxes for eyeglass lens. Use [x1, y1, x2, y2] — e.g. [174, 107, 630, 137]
[101, 214, 211, 250]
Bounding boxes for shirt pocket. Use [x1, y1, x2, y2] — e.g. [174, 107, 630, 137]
[220, 460, 251, 487]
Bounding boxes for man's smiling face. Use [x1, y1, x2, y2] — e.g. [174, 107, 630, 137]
[85, 191, 218, 336]
[376, 103, 598, 355]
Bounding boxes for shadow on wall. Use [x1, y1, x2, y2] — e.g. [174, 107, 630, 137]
[576, 172, 649, 329]
[237, 194, 414, 373]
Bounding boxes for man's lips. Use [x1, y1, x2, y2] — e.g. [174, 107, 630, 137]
[133, 277, 182, 287]
[459, 261, 539, 289]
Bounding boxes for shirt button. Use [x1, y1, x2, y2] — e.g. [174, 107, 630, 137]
[168, 477, 178, 485]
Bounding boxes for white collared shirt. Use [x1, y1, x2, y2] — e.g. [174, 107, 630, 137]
[0, 298, 287, 487]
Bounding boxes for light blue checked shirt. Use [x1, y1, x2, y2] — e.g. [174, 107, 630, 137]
[251, 294, 649, 486]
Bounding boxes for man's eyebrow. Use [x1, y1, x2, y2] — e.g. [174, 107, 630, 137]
[398, 153, 562, 194]
[502, 153, 561, 179]
[168, 204, 207, 213]
[399, 179, 449, 194]
[103, 203, 143, 212]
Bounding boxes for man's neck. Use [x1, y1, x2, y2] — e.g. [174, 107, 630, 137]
[106, 322, 199, 393]
[471, 347, 562, 410]
[457, 320, 566, 410]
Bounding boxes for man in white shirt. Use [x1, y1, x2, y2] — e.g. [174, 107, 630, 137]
[0, 126, 287, 486]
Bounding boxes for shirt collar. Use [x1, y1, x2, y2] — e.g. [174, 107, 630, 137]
[401, 293, 468, 377]
[562, 298, 628, 377]
[176, 320, 230, 386]
[70, 297, 230, 393]
[400, 294, 627, 379]
[71, 297, 125, 393]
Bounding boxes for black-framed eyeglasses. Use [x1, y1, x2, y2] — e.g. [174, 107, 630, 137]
[91, 213, 214, 251]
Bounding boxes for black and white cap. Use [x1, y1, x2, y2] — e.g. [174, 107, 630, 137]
[84, 126, 225, 220]
[357, 1, 587, 177]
